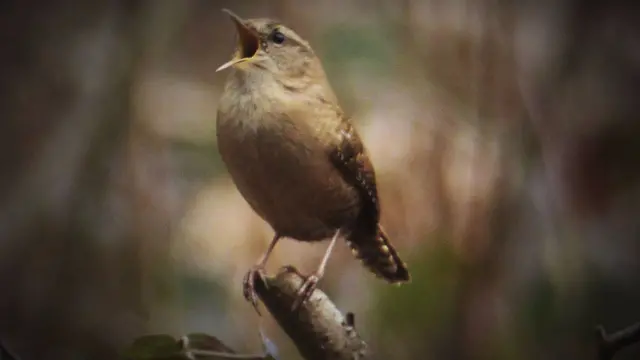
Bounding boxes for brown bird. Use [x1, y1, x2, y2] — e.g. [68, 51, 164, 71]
[215, 9, 410, 310]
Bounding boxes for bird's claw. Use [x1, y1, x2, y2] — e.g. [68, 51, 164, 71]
[279, 264, 302, 277]
[291, 273, 320, 311]
[243, 267, 266, 315]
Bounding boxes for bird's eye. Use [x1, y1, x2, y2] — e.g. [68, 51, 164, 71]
[271, 30, 286, 44]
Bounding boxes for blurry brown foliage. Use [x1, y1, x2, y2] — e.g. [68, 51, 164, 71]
[1, 0, 639, 359]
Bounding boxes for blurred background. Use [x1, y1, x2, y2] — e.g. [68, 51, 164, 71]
[1, 0, 639, 359]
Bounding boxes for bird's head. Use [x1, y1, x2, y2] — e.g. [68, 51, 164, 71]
[216, 9, 320, 82]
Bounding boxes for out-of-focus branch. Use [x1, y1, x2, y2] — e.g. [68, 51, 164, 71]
[596, 323, 640, 360]
[254, 267, 371, 360]
[0, 339, 21, 360]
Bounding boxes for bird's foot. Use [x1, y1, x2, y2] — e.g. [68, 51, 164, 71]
[291, 272, 321, 311]
[242, 266, 267, 315]
[278, 264, 302, 277]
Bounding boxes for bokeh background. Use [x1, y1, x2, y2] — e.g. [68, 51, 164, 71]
[1, 0, 639, 359]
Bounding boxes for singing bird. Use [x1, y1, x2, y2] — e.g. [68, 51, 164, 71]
[215, 9, 410, 310]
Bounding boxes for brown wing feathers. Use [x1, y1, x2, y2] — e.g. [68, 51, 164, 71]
[330, 119, 410, 283]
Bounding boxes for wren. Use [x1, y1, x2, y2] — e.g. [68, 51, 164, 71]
[215, 9, 410, 311]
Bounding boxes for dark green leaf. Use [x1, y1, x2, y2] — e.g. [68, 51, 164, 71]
[183, 333, 235, 353]
[121, 334, 185, 360]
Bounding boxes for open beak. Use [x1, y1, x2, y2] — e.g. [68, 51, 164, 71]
[216, 9, 261, 72]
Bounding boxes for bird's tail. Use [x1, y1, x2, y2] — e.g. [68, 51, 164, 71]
[346, 226, 410, 283]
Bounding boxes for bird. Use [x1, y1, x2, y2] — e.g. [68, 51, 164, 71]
[215, 9, 410, 311]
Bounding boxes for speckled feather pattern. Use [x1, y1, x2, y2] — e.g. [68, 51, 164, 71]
[330, 119, 410, 282]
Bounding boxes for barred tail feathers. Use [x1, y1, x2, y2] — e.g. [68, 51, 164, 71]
[346, 226, 410, 283]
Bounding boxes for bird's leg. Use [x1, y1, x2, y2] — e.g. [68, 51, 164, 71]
[291, 229, 341, 311]
[243, 234, 281, 313]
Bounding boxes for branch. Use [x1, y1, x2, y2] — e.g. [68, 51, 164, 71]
[0, 339, 21, 360]
[253, 266, 372, 360]
[596, 322, 640, 360]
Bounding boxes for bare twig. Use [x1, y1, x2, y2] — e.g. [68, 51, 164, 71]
[596, 322, 640, 360]
[254, 266, 372, 360]
[0, 339, 21, 360]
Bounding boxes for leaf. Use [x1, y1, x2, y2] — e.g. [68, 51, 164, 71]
[121, 334, 185, 360]
[122, 332, 268, 360]
[183, 333, 235, 354]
